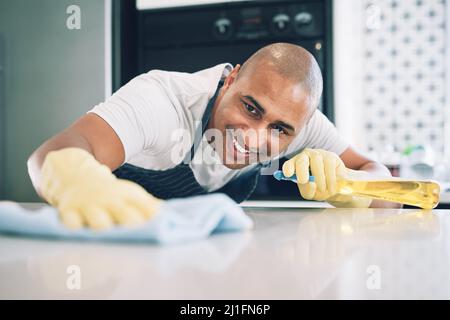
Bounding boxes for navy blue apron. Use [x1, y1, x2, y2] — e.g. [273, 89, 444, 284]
[113, 81, 267, 203]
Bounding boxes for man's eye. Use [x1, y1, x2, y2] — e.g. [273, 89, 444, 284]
[243, 102, 258, 115]
[271, 124, 287, 135]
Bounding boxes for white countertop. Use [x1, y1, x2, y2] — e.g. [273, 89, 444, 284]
[0, 203, 449, 299]
[440, 191, 450, 204]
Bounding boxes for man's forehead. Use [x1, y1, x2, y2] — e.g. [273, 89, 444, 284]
[238, 73, 307, 107]
[239, 66, 305, 101]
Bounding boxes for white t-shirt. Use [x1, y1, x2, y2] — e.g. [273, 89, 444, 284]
[88, 63, 349, 191]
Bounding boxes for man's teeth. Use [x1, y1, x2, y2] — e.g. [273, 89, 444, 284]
[233, 137, 249, 154]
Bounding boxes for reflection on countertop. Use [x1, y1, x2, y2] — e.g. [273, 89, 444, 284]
[0, 205, 449, 299]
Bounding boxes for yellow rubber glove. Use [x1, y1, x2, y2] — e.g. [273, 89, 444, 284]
[41, 148, 162, 230]
[282, 148, 372, 208]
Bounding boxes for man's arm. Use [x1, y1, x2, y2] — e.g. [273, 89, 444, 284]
[27, 113, 125, 198]
[339, 146, 402, 208]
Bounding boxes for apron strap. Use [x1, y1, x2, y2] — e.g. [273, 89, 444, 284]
[183, 80, 224, 164]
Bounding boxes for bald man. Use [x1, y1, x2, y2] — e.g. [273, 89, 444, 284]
[27, 43, 399, 230]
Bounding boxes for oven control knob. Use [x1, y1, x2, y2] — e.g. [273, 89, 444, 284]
[213, 17, 233, 40]
[272, 13, 291, 34]
[294, 11, 313, 27]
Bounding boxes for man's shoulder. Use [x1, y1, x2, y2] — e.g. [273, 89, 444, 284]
[304, 109, 336, 129]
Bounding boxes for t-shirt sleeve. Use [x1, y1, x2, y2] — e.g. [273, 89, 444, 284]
[286, 109, 350, 157]
[88, 72, 181, 163]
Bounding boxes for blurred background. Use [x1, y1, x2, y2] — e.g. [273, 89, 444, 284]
[0, 0, 449, 204]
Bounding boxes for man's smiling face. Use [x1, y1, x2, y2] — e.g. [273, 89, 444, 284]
[207, 61, 314, 169]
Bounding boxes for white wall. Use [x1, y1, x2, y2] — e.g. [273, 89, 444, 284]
[332, 0, 366, 151]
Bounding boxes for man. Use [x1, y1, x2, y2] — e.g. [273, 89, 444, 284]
[27, 43, 399, 230]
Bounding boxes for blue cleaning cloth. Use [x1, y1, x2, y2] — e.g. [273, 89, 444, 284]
[0, 194, 253, 245]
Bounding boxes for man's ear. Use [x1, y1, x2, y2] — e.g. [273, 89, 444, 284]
[223, 64, 241, 88]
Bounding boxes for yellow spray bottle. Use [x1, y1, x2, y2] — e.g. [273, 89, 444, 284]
[273, 170, 440, 209]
